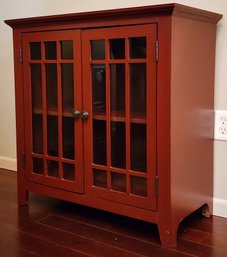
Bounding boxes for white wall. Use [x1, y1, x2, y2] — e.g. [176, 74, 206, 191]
[0, 0, 227, 217]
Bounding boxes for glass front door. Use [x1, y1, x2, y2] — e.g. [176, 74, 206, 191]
[82, 24, 157, 210]
[23, 30, 83, 192]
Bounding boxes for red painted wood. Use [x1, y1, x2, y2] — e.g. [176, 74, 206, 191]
[5, 4, 222, 248]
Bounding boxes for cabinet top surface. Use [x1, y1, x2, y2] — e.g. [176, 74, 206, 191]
[5, 3, 222, 28]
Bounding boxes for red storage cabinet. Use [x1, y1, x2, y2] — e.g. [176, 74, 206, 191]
[5, 3, 222, 247]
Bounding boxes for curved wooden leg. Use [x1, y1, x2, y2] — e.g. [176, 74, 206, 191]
[157, 224, 177, 248]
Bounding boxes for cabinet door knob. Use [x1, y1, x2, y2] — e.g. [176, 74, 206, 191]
[81, 111, 89, 120]
[73, 110, 80, 119]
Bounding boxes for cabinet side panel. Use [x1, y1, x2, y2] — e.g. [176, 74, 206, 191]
[171, 16, 216, 222]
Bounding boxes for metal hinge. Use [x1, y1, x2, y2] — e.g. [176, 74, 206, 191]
[19, 47, 23, 63]
[155, 41, 159, 62]
[22, 153, 26, 169]
[155, 176, 159, 197]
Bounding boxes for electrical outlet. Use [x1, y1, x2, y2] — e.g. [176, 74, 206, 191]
[214, 110, 227, 141]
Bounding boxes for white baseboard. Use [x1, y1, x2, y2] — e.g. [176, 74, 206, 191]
[213, 197, 227, 218]
[0, 156, 17, 171]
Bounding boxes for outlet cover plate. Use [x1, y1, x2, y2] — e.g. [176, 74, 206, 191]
[214, 110, 227, 141]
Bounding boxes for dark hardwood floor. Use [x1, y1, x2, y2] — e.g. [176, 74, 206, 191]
[1, 168, 227, 257]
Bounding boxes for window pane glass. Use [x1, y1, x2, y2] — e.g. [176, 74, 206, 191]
[111, 172, 126, 192]
[93, 169, 107, 188]
[45, 41, 57, 60]
[33, 158, 44, 175]
[62, 117, 74, 160]
[130, 123, 146, 172]
[63, 163, 75, 181]
[110, 64, 125, 115]
[110, 39, 125, 59]
[32, 114, 43, 154]
[47, 160, 59, 178]
[30, 42, 41, 60]
[130, 37, 146, 59]
[61, 40, 73, 59]
[130, 63, 146, 117]
[130, 176, 147, 197]
[93, 120, 106, 165]
[47, 115, 58, 156]
[111, 122, 126, 169]
[31, 64, 42, 110]
[61, 64, 74, 112]
[91, 40, 105, 60]
[92, 65, 106, 115]
[46, 64, 58, 111]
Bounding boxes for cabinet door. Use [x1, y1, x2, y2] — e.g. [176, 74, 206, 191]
[82, 24, 157, 210]
[22, 30, 84, 193]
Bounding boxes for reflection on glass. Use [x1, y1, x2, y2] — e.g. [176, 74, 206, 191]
[111, 172, 126, 192]
[47, 115, 58, 156]
[93, 169, 107, 188]
[61, 64, 74, 112]
[47, 160, 59, 178]
[63, 163, 75, 181]
[46, 64, 58, 111]
[130, 37, 146, 59]
[32, 114, 43, 154]
[110, 38, 125, 59]
[93, 120, 106, 165]
[92, 65, 106, 115]
[61, 41, 73, 59]
[91, 40, 105, 60]
[130, 123, 146, 172]
[130, 63, 146, 116]
[130, 176, 147, 197]
[111, 122, 125, 168]
[110, 64, 125, 115]
[30, 42, 41, 60]
[33, 158, 44, 175]
[45, 41, 57, 60]
[62, 117, 74, 159]
[31, 64, 42, 110]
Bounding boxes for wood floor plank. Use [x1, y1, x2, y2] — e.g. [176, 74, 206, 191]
[1, 169, 227, 257]
[38, 214, 194, 257]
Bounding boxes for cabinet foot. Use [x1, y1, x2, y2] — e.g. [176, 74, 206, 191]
[201, 204, 211, 218]
[158, 225, 177, 248]
[18, 190, 29, 206]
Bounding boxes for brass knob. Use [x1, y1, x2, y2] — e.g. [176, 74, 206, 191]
[73, 110, 80, 119]
[81, 111, 89, 120]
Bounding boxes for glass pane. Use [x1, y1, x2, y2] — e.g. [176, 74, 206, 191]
[130, 63, 146, 117]
[47, 115, 58, 156]
[32, 114, 43, 154]
[61, 64, 74, 112]
[61, 41, 73, 60]
[111, 172, 126, 192]
[92, 65, 106, 115]
[91, 40, 105, 60]
[45, 41, 57, 60]
[30, 42, 41, 60]
[110, 64, 125, 115]
[31, 64, 42, 110]
[93, 169, 107, 188]
[93, 120, 106, 165]
[47, 160, 59, 178]
[111, 122, 125, 168]
[130, 123, 146, 172]
[46, 64, 58, 111]
[130, 176, 147, 197]
[130, 37, 146, 59]
[62, 117, 74, 159]
[33, 158, 44, 175]
[110, 39, 125, 59]
[63, 163, 75, 181]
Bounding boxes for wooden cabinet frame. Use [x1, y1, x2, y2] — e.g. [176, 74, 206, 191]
[5, 3, 222, 247]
